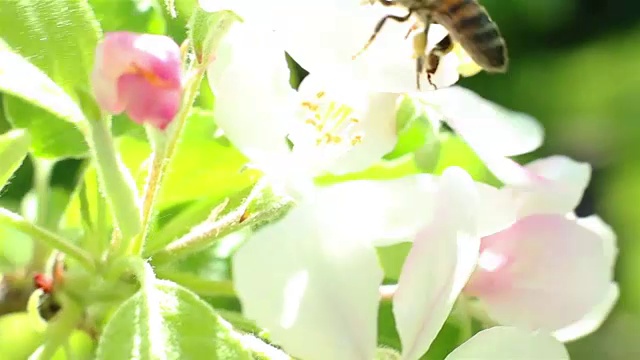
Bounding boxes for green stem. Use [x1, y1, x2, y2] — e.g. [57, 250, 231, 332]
[150, 185, 294, 266]
[0, 208, 94, 271]
[127, 67, 206, 256]
[155, 269, 236, 297]
[33, 158, 54, 227]
[454, 296, 473, 345]
[35, 296, 83, 360]
[29, 157, 55, 270]
[87, 116, 142, 247]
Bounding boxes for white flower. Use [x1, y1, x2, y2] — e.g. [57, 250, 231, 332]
[200, 0, 472, 91]
[207, 21, 400, 197]
[233, 167, 569, 359]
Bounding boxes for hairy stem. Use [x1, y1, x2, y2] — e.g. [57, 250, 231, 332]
[150, 184, 294, 266]
[127, 67, 206, 256]
[87, 117, 142, 247]
[0, 208, 94, 271]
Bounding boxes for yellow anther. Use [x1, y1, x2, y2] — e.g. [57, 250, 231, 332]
[316, 91, 326, 99]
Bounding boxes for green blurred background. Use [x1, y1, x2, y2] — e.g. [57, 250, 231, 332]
[1, 0, 639, 358]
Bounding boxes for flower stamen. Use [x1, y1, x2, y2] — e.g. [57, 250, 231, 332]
[297, 94, 364, 151]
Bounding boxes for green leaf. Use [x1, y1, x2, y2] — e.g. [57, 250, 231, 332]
[187, 9, 241, 64]
[89, 0, 166, 34]
[0, 129, 30, 192]
[0, 0, 101, 93]
[96, 279, 253, 359]
[0, 0, 101, 159]
[316, 155, 420, 185]
[0, 43, 87, 126]
[377, 242, 412, 282]
[432, 133, 493, 183]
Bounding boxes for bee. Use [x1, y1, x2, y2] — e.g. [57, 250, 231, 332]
[356, 0, 508, 89]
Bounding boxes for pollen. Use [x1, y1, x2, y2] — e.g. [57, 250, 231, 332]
[298, 91, 364, 150]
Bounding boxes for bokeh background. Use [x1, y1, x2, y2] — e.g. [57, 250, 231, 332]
[1, 0, 639, 359]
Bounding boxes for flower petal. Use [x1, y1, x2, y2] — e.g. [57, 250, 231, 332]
[207, 22, 297, 165]
[418, 86, 543, 158]
[233, 175, 444, 359]
[290, 69, 400, 175]
[553, 283, 619, 342]
[117, 74, 181, 129]
[311, 175, 439, 247]
[503, 156, 591, 217]
[474, 182, 517, 237]
[445, 327, 569, 360]
[465, 215, 612, 331]
[394, 167, 482, 360]
[576, 215, 618, 271]
[233, 187, 383, 360]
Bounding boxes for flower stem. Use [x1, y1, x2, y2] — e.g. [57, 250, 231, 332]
[127, 67, 206, 257]
[87, 116, 142, 246]
[150, 183, 294, 266]
[0, 208, 94, 271]
[29, 157, 55, 271]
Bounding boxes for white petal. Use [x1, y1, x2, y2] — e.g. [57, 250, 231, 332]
[553, 283, 619, 342]
[207, 22, 297, 165]
[474, 182, 517, 237]
[394, 167, 482, 360]
[419, 86, 544, 158]
[273, 1, 454, 92]
[312, 174, 439, 247]
[465, 215, 612, 331]
[289, 69, 400, 175]
[233, 186, 383, 360]
[273, 0, 386, 73]
[576, 215, 618, 271]
[506, 156, 591, 217]
[445, 327, 569, 360]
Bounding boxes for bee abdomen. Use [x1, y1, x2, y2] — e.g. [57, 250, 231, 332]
[435, 0, 508, 72]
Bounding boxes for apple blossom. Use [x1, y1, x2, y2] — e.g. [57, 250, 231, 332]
[199, 0, 472, 91]
[232, 167, 569, 359]
[207, 21, 400, 197]
[91, 32, 183, 130]
[462, 156, 618, 341]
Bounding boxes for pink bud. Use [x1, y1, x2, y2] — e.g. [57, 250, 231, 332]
[91, 32, 183, 130]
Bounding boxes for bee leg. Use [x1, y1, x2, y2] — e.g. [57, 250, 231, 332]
[413, 21, 431, 90]
[416, 56, 424, 90]
[353, 11, 413, 60]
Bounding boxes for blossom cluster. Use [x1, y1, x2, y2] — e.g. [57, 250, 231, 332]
[90, 0, 618, 358]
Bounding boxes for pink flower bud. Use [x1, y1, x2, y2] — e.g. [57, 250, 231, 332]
[91, 32, 183, 130]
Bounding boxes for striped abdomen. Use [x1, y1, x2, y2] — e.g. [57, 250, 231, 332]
[430, 0, 508, 72]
